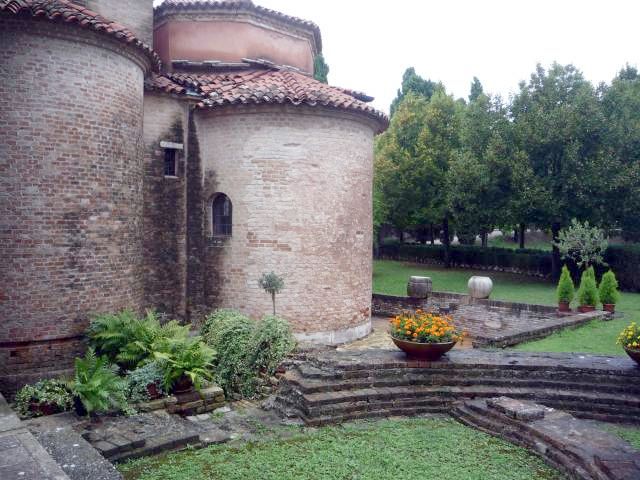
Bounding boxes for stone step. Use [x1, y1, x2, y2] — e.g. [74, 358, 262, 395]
[108, 431, 201, 463]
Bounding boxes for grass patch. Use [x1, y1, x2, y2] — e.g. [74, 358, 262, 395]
[373, 260, 637, 355]
[118, 418, 563, 480]
[597, 423, 640, 450]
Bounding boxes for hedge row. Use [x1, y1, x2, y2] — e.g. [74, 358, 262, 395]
[377, 243, 640, 292]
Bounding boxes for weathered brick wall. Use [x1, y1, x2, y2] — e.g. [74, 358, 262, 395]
[0, 18, 147, 394]
[141, 93, 188, 318]
[83, 0, 154, 47]
[194, 105, 377, 343]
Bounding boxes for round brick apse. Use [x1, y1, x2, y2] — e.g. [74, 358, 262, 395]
[195, 105, 377, 344]
[0, 18, 149, 393]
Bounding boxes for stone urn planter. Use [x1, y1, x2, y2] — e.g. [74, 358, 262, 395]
[391, 337, 456, 360]
[624, 347, 640, 365]
[407, 276, 432, 299]
[468, 276, 493, 299]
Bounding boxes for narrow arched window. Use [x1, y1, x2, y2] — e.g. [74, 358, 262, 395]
[212, 194, 232, 237]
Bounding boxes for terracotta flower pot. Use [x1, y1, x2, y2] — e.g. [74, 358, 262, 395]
[146, 382, 162, 400]
[624, 347, 640, 365]
[603, 304, 616, 313]
[558, 301, 571, 312]
[29, 401, 59, 417]
[172, 374, 194, 394]
[578, 305, 595, 313]
[391, 337, 456, 360]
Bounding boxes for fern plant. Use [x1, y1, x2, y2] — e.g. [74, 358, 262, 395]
[154, 337, 215, 392]
[71, 348, 127, 416]
[88, 310, 189, 369]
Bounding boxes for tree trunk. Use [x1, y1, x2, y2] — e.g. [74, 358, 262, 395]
[399, 230, 404, 243]
[519, 223, 526, 249]
[429, 224, 435, 245]
[481, 231, 488, 248]
[513, 228, 518, 243]
[443, 216, 451, 268]
[551, 222, 561, 280]
[271, 292, 276, 316]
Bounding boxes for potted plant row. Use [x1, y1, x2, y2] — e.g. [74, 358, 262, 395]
[389, 310, 463, 360]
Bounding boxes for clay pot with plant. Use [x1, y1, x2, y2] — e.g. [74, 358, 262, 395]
[599, 270, 620, 314]
[617, 322, 640, 365]
[556, 265, 575, 313]
[389, 310, 463, 360]
[577, 267, 598, 313]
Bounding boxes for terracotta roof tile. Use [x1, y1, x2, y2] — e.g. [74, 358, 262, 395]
[147, 68, 388, 132]
[0, 0, 161, 71]
[155, 0, 322, 52]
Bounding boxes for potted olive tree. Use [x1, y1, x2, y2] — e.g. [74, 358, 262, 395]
[259, 271, 285, 315]
[556, 265, 575, 312]
[577, 267, 598, 313]
[599, 270, 620, 313]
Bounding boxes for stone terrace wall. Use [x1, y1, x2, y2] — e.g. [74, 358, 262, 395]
[0, 18, 148, 395]
[194, 105, 377, 343]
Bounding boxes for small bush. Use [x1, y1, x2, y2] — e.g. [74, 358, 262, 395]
[202, 309, 296, 397]
[154, 336, 215, 392]
[14, 379, 73, 418]
[250, 315, 296, 375]
[71, 348, 127, 416]
[577, 270, 599, 307]
[125, 361, 166, 404]
[202, 309, 256, 396]
[599, 270, 620, 305]
[556, 265, 575, 303]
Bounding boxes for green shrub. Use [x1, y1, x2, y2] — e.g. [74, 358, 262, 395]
[87, 310, 189, 369]
[71, 348, 127, 416]
[125, 361, 166, 404]
[202, 309, 296, 397]
[599, 270, 620, 305]
[14, 379, 73, 418]
[556, 265, 575, 303]
[250, 315, 296, 375]
[154, 337, 215, 392]
[577, 270, 599, 307]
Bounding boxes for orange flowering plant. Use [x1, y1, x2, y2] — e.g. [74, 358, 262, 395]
[389, 310, 462, 344]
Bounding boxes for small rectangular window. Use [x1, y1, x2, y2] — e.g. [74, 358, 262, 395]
[164, 149, 177, 177]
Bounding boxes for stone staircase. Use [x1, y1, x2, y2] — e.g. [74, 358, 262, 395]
[271, 349, 640, 426]
[451, 397, 640, 480]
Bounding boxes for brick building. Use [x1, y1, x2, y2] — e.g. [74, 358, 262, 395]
[0, 0, 387, 395]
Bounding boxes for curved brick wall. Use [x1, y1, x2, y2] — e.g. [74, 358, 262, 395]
[0, 18, 148, 393]
[194, 105, 376, 344]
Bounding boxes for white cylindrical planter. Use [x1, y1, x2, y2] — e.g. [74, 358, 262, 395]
[407, 276, 432, 299]
[468, 276, 493, 299]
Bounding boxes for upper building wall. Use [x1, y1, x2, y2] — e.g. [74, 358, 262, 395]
[154, 1, 321, 73]
[82, 0, 155, 46]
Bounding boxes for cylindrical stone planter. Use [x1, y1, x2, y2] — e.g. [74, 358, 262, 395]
[468, 276, 493, 299]
[407, 276, 432, 299]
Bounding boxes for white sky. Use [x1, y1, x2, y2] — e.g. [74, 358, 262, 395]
[154, 0, 640, 113]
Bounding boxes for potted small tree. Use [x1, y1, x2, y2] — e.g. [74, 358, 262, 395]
[599, 270, 620, 313]
[577, 268, 598, 313]
[259, 272, 285, 315]
[556, 265, 575, 313]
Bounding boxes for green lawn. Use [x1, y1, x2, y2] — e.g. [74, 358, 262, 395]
[373, 260, 637, 356]
[119, 418, 563, 480]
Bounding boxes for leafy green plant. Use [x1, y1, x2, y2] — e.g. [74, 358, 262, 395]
[554, 219, 609, 269]
[556, 265, 575, 303]
[577, 269, 599, 307]
[259, 272, 285, 315]
[87, 310, 189, 369]
[71, 348, 127, 416]
[126, 361, 166, 404]
[249, 316, 296, 375]
[599, 270, 620, 305]
[14, 379, 73, 418]
[154, 337, 215, 392]
[202, 309, 256, 396]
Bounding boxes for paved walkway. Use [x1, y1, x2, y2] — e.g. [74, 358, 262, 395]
[0, 393, 69, 480]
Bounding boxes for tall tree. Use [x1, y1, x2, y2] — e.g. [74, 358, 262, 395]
[389, 67, 438, 117]
[469, 76, 484, 102]
[511, 63, 606, 276]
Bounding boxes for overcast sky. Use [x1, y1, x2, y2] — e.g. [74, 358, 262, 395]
[155, 0, 640, 113]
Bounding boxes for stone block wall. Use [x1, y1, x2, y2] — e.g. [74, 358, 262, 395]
[193, 105, 377, 343]
[0, 18, 147, 394]
[142, 93, 189, 318]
